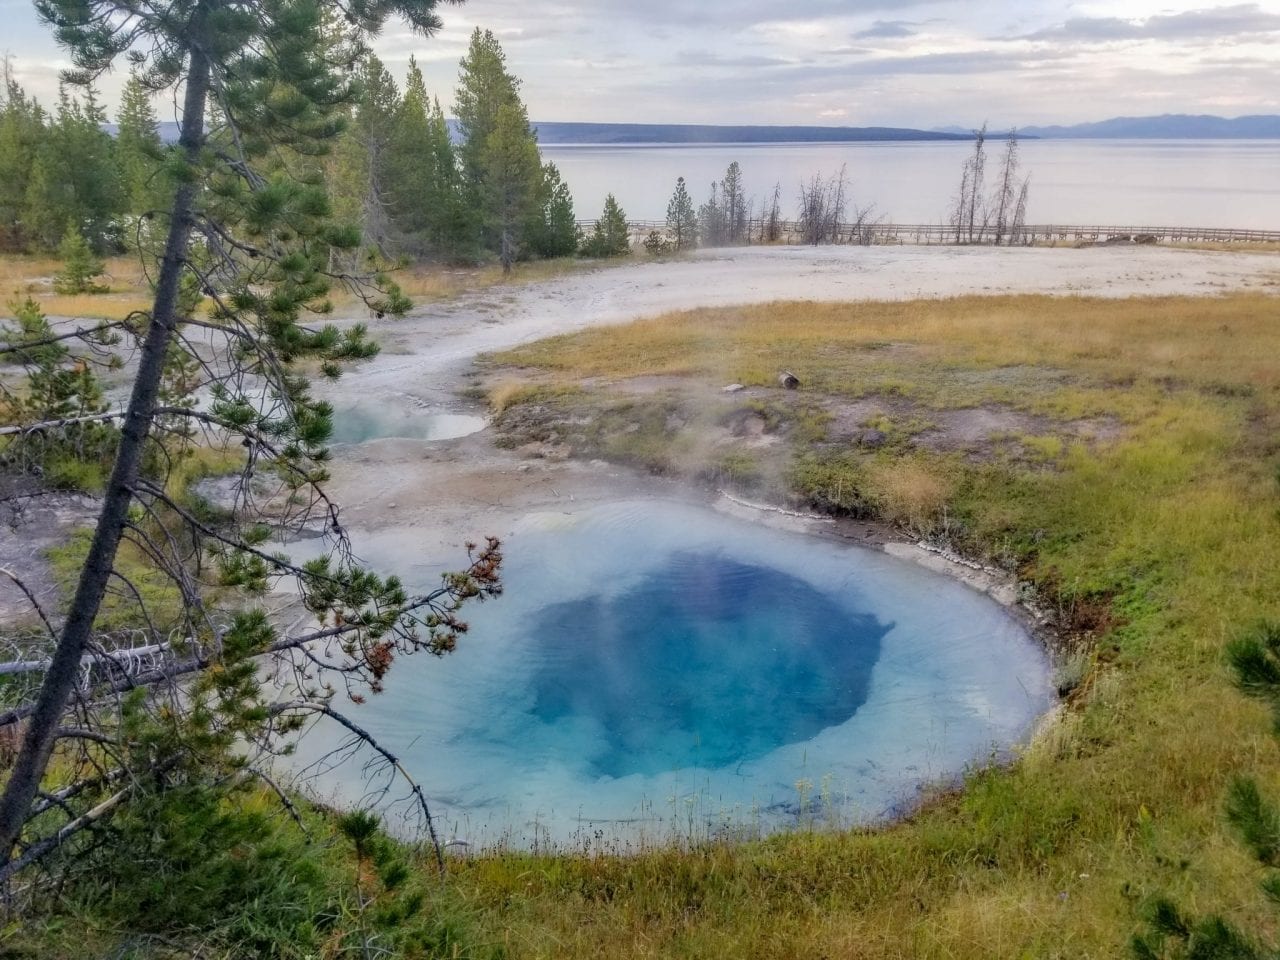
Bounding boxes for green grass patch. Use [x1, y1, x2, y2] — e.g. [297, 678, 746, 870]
[463, 293, 1280, 958]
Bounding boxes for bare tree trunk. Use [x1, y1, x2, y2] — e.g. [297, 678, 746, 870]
[965, 123, 987, 243]
[951, 164, 970, 244]
[766, 182, 781, 242]
[1011, 177, 1030, 244]
[362, 137, 392, 257]
[0, 41, 211, 864]
[500, 224, 514, 274]
[829, 165, 848, 244]
[991, 130, 1019, 246]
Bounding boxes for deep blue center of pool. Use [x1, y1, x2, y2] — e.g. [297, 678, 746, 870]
[527, 552, 889, 778]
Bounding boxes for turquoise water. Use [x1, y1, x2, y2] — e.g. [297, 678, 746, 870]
[288, 499, 1052, 848]
[328, 402, 486, 444]
[529, 553, 887, 778]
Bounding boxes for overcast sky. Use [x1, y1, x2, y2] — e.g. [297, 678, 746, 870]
[4, 0, 1280, 127]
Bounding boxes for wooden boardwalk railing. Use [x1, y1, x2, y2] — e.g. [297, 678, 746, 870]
[575, 219, 1280, 247]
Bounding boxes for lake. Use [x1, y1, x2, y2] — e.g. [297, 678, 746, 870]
[542, 139, 1280, 230]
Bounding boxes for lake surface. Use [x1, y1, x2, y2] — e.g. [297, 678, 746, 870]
[289, 499, 1051, 850]
[543, 139, 1280, 230]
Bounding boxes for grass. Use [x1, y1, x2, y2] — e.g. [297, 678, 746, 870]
[462, 292, 1280, 958]
[493, 295, 1280, 400]
[0, 252, 616, 323]
[326, 256, 620, 312]
[0, 254, 153, 321]
[43, 445, 246, 633]
[11, 290, 1280, 957]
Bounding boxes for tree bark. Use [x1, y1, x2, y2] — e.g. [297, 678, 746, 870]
[0, 40, 212, 864]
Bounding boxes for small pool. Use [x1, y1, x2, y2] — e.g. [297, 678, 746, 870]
[289, 500, 1052, 849]
[328, 400, 486, 444]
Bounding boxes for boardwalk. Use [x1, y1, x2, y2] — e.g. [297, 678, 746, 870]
[577, 219, 1280, 247]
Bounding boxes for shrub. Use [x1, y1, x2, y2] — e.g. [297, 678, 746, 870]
[865, 458, 952, 535]
[42, 454, 106, 492]
[579, 194, 631, 258]
[52, 226, 109, 295]
[643, 230, 673, 256]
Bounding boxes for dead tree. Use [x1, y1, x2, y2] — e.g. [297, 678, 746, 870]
[764, 182, 783, 243]
[950, 122, 988, 243]
[848, 203, 883, 246]
[1009, 177, 1031, 245]
[991, 129, 1025, 246]
[797, 166, 850, 245]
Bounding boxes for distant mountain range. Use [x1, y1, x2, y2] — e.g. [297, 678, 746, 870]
[1018, 114, 1280, 139]
[127, 113, 1280, 145]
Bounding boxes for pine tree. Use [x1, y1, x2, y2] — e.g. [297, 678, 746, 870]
[722, 161, 747, 244]
[991, 131, 1030, 246]
[526, 162, 579, 258]
[423, 94, 466, 254]
[0, 298, 114, 486]
[698, 180, 726, 247]
[384, 57, 435, 252]
[0, 0, 493, 878]
[329, 55, 410, 258]
[455, 28, 522, 191]
[455, 28, 541, 259]
[52, 224, 108, 294]
[0, 62, 46, 251]
[1, 297, 107, 424]
[115, 72, 165, 220]
[580, 193, 630, 258]
[764, 180, 783, 242]
[485, 101, 541, 273]
[666, 176, 698, 251]
[23, 84, 124, 251]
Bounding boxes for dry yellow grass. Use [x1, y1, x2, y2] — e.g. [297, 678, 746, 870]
[862, 458, 952, 534]
[324, 256, 615, 312]
[497, 294, 1280, 395]
[0, 254, 152, 321]
[485, 378, 580, 414]
[1, 253, 615, 323]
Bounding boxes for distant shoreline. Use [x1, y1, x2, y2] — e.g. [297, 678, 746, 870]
[529, 122, 981, 145]
[525, 114, 1280, 145]
[124, 114, 1280, 146]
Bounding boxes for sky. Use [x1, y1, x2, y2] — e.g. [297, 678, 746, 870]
[4, 0, 1280, 128]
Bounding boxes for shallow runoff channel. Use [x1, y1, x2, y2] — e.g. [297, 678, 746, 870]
[284, 246, 1275, 849]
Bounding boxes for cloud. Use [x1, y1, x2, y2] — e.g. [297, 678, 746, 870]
[672, 51, 796, 69]
[1021, 3, 1280, 43]
[853, 20, 921, 40]
[7, 0, 1280, 128]
[775, 48, 1074, 82]
[456, 0, 929, 30]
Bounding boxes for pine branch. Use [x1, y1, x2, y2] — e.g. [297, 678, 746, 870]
[268, 699, 445, 873]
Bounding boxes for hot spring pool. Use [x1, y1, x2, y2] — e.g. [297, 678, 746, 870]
[289, 499, 1052, 848]
[328, 400, 486, 444]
